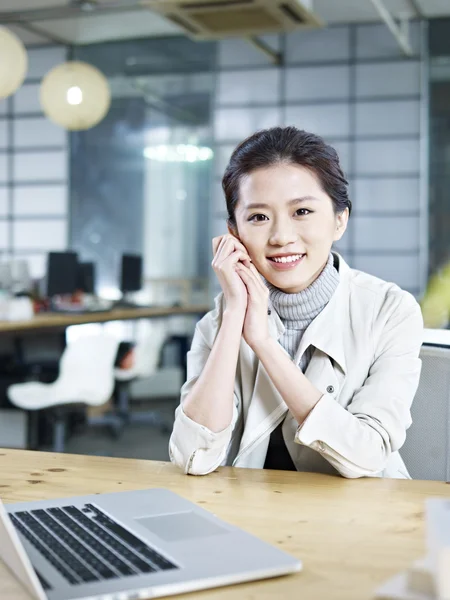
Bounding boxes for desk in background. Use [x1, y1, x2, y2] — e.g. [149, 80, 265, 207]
[0, 305, 210, 449]
[0, 449, 449, 600]
[0, 304, 211, 334]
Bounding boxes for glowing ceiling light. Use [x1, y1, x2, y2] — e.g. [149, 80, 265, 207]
[143, 144, 214, 162]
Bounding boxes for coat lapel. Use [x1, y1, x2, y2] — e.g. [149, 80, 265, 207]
[233, 253, 351, 463]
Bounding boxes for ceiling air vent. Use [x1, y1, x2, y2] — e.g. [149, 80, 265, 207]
[142, 0, 322, 40]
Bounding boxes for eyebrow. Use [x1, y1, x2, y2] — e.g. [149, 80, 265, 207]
[243, 196, 320, 210]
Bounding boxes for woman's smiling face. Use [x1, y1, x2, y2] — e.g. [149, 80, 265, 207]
[231, 163, 349, 293]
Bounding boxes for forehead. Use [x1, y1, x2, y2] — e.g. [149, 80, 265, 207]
[238, 163, 324, 203]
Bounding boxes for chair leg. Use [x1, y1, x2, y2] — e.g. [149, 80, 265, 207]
[116, 381, 130, 421]
[53, 414, 66, 453]
[27, 411, 40, 450]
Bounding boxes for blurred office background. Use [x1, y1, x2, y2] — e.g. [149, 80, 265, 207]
[0, 0, 450, 479]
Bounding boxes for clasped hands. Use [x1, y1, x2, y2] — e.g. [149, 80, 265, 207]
[212, 234, 270, 351]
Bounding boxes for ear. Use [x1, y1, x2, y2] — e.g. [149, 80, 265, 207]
[333, 208, 349, 243]
[227, 221, 241, 241]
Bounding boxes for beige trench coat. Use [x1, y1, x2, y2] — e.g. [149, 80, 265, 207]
[169, 254, 423, 479]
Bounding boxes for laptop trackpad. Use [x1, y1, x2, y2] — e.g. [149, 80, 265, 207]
[135, 511, 227, 542]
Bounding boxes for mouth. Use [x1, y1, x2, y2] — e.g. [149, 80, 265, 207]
[267, 253, 306, 271]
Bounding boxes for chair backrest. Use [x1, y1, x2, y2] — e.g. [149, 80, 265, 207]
[56, 334, 120, 405]
[132, 327, 166, 378]
[401, 345, 450, 481]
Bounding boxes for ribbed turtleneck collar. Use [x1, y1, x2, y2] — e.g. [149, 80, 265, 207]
[266, 253, 339, 330]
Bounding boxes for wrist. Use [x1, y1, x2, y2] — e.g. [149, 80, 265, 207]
[249, 334, 273, 355]
[223, 307, 245, 325]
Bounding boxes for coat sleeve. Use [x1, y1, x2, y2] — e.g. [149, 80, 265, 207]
[169, 316, 239, 476]
[295, 291, 423, 478]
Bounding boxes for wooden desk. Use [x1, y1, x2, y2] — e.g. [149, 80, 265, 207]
[0, 305, 211, 334]
[1, 450, 449, 600]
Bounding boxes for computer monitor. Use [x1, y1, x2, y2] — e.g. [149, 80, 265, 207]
[120, 254, 142, 293]
[46, 252, 78, 297]
[76, 262, 95, 294]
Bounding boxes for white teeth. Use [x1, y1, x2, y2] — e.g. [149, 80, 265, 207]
[271, 254, 302, 263]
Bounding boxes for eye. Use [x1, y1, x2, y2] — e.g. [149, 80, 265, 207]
[295, 208, 311, 217]
[248, 214, 269, 223]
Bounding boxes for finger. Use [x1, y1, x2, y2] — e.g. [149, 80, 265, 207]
[228, 232, 248, 253]
[223, 233, 249, 255]
[212, 237, 234, 266]
[226, 250, 252, 268]
[236, 265, 261, 298]
[218, 238, 251, 265]
[212, 235, 226, 257]
[248, 262, 267, 291]
[240, 265, 269, 302]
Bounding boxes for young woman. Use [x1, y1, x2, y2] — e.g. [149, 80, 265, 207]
[169, 126, 423, 479]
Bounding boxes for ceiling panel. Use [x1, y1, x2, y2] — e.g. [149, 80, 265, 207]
[0, 0, 68, 9]
[1, 0, 450, 47]
[416, 0, 450, 17]
[313, 0, 417, 24]
[6, 24, 50, 44]
[33, 10, 182, 44]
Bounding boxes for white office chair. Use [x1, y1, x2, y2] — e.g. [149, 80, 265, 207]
[401, 344, 450, 481]
[112, 329, 173, 432]
[7, 334, 120, 452]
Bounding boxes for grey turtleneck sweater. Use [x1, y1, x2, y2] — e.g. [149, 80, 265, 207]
[263, 253, 340, 470]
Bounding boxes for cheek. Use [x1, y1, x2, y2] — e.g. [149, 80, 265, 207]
[301, 220, 336, 244]
[238, 227, 261, 254]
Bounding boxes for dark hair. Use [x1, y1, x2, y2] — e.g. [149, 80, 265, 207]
[222, 126, 351, 228]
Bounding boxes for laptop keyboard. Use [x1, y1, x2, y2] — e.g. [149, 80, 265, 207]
[10, 503, 177, 586]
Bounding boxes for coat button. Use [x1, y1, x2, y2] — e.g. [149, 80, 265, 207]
[267, 309, 271, 315]
[326, 385, 334, 394]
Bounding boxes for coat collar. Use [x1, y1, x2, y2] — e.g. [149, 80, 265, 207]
[267, 252, 349, 375]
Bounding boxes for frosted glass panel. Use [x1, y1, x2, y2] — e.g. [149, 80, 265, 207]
[353, 255, 419, 291]
[355, 100, 420, 136]
[214, 107, 282, 142]
[218, 35, 281, 68]
[356, 62, 421, 98]
[356, 22, 421, 60]
[286, 66, 350, 101]
[0, 220, 9, 249]
[13, 185, 67, 216]
[213, 179, 225, 215]
[0, 120, 8, 149]
[27, 46, 66, 79]
[0, 187, 8, 216]
[285, 104, 350, 138]
[13, 84, 41, 114]
[14, 118, 66, 148]
[215, 145, 235, 177]
[287, 26, 350, 63]
[13, 151, 67, 182]
[16, 253, 47, 278]
[217, 69, 280, 105]
[330, 140, 351, 175]
[13, 219, 67, 250]
[355, 140, 419, 175]
[211, 216, 228, 239]
[0, 154, 7, 183]
[353, 216, 419, 251]
[353, 178, 420, 213]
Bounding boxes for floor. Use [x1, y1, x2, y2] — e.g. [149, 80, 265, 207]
[62, 398, 178, 461]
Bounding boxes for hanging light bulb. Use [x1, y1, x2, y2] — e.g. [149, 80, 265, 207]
[0, 26, 28, 99]
[40, 61, 111, 131]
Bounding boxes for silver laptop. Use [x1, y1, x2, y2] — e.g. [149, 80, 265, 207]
[0, 487, 301, 599]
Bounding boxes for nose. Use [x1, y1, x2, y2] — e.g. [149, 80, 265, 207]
[268, 218, 298, 247]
